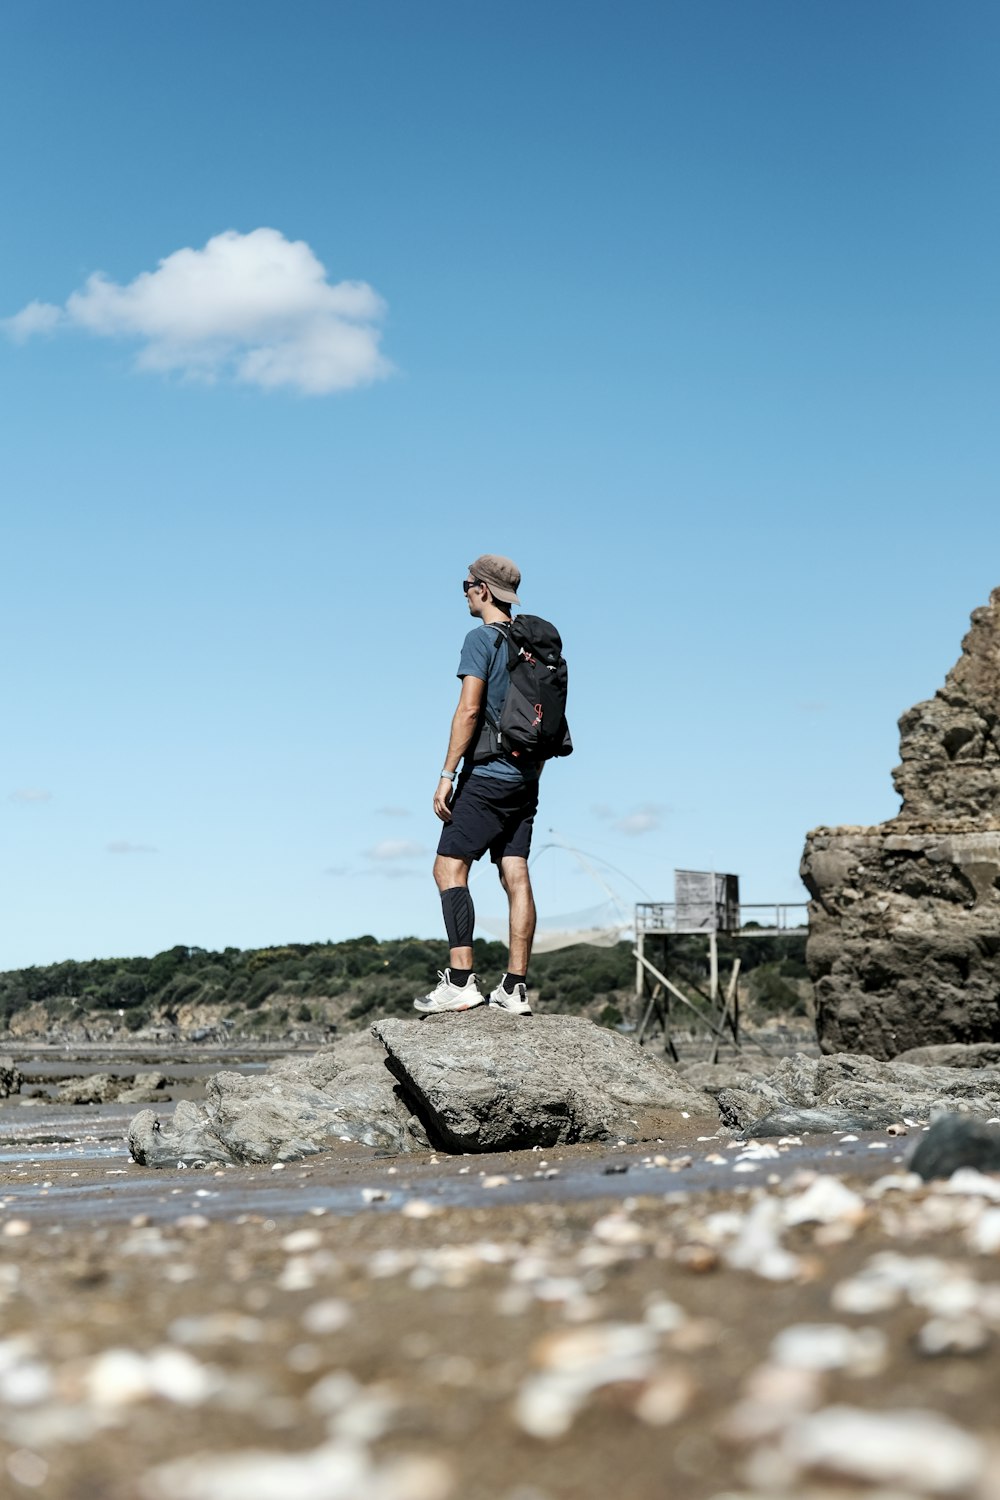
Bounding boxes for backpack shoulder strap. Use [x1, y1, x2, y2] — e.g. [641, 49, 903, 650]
[480, 623, 509, 727]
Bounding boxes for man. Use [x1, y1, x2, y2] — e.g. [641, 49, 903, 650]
[414, 554, 538, 1017]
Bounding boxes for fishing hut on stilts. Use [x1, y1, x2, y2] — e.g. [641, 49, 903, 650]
[634, 870, 806, 1061]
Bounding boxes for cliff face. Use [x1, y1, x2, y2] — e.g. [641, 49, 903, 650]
[801, 589, 1000, 1059]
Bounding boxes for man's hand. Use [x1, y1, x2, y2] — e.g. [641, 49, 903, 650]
[434, 777, 454, 823]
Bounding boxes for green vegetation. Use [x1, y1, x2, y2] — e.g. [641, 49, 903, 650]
[0, 930, 809, 1033]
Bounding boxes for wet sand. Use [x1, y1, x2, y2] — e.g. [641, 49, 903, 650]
[1, 1110, 999, 1500]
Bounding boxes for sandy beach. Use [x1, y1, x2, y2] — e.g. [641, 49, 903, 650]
[2, 1095, 999, 1500]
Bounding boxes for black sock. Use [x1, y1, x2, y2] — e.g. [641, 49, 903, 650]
[441, 886, 475, 949]
[449, 966, 473, 987]
[502, 971, 526, 993]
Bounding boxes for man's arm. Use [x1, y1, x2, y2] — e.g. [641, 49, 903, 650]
[434, 675, 485, 822]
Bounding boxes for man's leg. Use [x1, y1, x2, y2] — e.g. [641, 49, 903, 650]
[413, 851, 484, 1013]
[434, 853, 474, 971]
[498, 856, 536, 975]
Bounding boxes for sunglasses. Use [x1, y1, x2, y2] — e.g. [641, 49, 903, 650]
[462, 578, 484, 593]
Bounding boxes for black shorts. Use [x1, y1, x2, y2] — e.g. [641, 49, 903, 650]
[436, 772, 539, 865]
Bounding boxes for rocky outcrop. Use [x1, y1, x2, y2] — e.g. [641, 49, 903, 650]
[716, 1051, 1000, 1135]
[802, 589, 1000, 1058]
[373, 1011, 713, 1153]
[129, 1016, 712, 1167]
[129, 1033, 428, 1168]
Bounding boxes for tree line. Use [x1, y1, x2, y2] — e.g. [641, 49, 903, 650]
[0, 930, 808, 1033]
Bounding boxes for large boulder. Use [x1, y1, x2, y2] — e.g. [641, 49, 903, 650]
[717, 1050, 1000, 1134]
[128, 1035, 428, 1168]
[372, 1010, 713, 1152]
[802, 588, 1000, 1058]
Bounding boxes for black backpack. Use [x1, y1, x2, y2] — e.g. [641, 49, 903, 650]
[473, 615, 573, 766]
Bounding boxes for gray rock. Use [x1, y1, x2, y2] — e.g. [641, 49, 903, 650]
[894, 1043, 1000, 1069]
[117, 1072, 169, 1104]
[802, 587, 1000, 1058]
[59, 1072, 170, 1105]
[910, 1114, 1000, 1181]
[0, 1057, 22, 1098]
[677, 1061, 760, 1096]
[128, 1036, 426, 1168]
[372, 1010, 713, 1153]
[58, 1073, 120, 1105]
[129, 1101, 233, 1169]
[729, 1106, 896, 1137]
[715, 1050, 1000, 1133]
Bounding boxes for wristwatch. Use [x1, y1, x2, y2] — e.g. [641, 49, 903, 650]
[439, 770, 457, 782]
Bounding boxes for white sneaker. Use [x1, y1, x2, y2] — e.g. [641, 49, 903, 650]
[488, 978, 532, 1015]
[413, 970, 486, 1013]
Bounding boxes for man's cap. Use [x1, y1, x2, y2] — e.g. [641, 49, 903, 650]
[469, 554, 521, 604]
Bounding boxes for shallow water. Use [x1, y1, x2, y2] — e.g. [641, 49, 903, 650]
[0, 1122, 910, 1226]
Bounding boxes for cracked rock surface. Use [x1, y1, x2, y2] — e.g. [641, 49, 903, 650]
[373, 1010, 714, 1152]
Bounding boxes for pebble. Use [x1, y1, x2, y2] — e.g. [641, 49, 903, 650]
[782, 1176, 865, 1227]
[513, 1323, 658, 1439]
[591, 1214, 644, 1246]
[723, 1199, 802, 1282]
[141, 1443, 452, 1500]
[633, 1368, 694, 1426]
[85, 1347, 216, 1407]
[169, 1314, 264, 1345]
[966, 1207, 1000, 1254]
[5, 1450, 48, 1488]
[301, 1299, 351, 1335]
[282, 1229, 323, 1253]
[917, 1315, 991, 1357]
[778, 1403, 985, 1493]
[769, 1323, 887, 1375]
[940, 1168, 1000, 1202]
[735, 1144, 781, 1162]
[401, 1199, 438, 1220]
[2, 1220, 31, 1238]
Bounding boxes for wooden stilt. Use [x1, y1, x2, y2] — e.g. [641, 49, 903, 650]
[709, 958, 742, 1064]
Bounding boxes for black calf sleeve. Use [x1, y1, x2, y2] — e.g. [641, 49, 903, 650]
[441, 886, 475, 949]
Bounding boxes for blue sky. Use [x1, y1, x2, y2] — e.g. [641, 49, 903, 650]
[3, 1, 999, 969]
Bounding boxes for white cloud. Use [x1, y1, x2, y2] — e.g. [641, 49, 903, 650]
[594, 800, 668, 836]
[5, 301, 61, 340]
[107, 840, 157, 855]
[9, 787, 52, 804]
[614, 803, 667, 836]
[4, 228, 391, 395]
[365, 839, 427, 862]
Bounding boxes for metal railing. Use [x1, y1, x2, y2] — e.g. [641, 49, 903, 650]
[635, 901, 808, 935]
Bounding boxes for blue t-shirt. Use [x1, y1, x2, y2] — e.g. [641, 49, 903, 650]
[458, 624, 536, 783]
